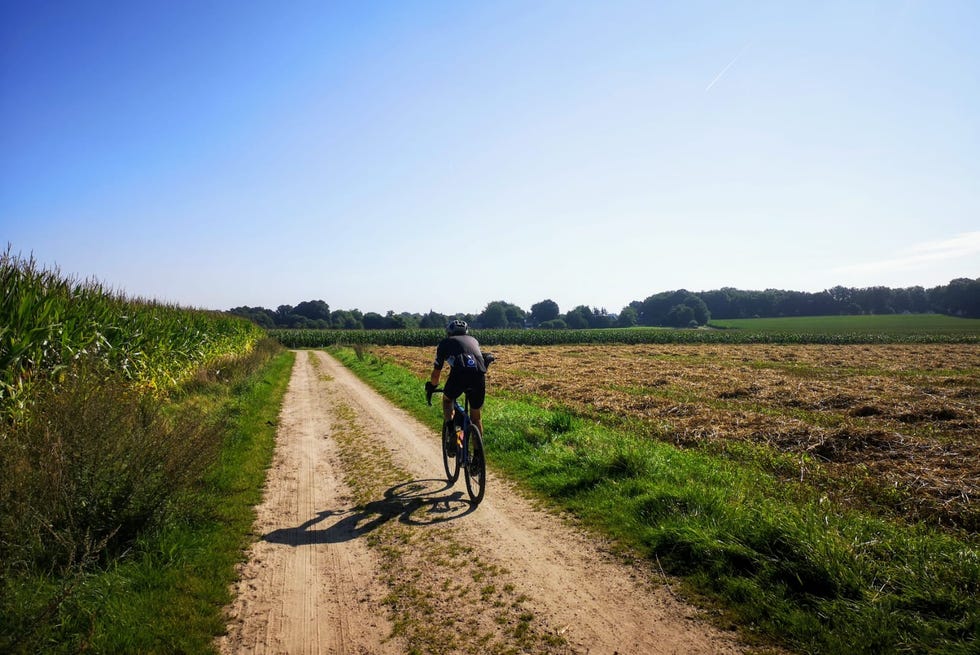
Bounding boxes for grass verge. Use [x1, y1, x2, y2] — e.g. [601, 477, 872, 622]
[331, 346, 979, 655]
[0, 345, 294, 653]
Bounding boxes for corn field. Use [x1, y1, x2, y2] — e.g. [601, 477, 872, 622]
[269, 326, 979, 348]
[0, 251, 264, 417]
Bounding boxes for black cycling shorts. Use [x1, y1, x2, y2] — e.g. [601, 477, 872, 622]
[444, 369, 486, 409]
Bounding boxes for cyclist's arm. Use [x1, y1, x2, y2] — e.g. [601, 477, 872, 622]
[430, 346, 446, 387]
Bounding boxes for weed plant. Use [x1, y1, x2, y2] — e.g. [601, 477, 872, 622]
[0, 360, 221, 575]
[333, 347, 979, 655]
[0, 340, 291, 653]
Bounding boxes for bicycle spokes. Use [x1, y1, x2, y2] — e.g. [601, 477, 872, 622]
[442, 422, 460, 483]
[464, 425, 486, 505]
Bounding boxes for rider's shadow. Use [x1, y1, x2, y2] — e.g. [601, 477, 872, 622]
[262, 479, 475, 546]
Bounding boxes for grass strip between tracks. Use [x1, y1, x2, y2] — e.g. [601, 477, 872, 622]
[331, 346, 979, 655]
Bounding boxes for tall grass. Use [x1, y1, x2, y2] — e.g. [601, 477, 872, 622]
[333, 347, 979, 655]
[0, 362, 221, 576]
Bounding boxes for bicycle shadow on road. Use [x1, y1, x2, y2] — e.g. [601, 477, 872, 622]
[262, 478, 477, 546]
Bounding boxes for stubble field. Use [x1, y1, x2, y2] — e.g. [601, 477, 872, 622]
[374, 343, 979, 534]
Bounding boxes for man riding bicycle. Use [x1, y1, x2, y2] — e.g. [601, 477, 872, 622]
[425, 319, 490, 454]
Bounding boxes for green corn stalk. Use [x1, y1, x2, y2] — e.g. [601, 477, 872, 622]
[1, 250, 264, 417]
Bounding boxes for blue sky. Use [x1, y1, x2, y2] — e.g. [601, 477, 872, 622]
[2, 1, 978, 315]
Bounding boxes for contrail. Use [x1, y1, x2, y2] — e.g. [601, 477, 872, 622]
[705, 43, 751, 92]
[832, 230, 980, 275]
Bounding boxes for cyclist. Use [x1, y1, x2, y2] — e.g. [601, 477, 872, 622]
[425, 319, 489, 454]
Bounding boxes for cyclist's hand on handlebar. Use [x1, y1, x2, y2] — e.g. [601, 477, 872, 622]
[425, 381, 437, 405]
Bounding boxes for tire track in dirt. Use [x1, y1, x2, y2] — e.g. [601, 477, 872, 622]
[217, 351, 402, 655]
[218, 350, 748, 654]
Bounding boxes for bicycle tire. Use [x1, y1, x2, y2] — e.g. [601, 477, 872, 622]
[463, 424, 486, 505]
[442, 422, 460, 484]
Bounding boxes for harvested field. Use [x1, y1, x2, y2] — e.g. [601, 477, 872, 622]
[372, 344, 980, 534]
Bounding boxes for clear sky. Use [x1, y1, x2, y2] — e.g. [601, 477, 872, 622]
[2, 1, 978, 315]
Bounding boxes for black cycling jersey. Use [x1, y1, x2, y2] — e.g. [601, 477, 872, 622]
[434, 334, 486, 408]
[433, 335, 486, 373]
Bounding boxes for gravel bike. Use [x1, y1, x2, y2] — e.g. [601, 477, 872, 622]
[426, 354, 493, 505]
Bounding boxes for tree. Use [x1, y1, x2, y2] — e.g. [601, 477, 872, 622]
[228, 306, 276, 328]
[827, 286, 851, 306]
[275, 304, 294, 323]
[637, 290, 691, 326]
[330, 309, 362, 329]
[775, 290, 807, 317]
[530, 299, 560, 326]
[682, 296, 710, 325]
[588, 307, 615, 328]
[616, 306, 638, 327]
[384, 311, 409, 329]
[480, 303, 508, 329]
[665, 304, 695, 327]
[907, 286, 931, 313]
[419, 310, 448, 329]
[945, 278, 980, 317]
[362, 312, 386, 330]
[637, 291, 711, 326]
[283, 314, 312, 328]
[564, 305, 591, 329]
[808, 291, 838, 316]
[293, 300, 331, 322]
[479, 301, 526, 329]
[854, 286, 895, 315]
[700, 289, 736, 320]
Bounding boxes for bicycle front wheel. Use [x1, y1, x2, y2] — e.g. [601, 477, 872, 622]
[463, 425, 486, 505]
[443, 422, 460, 484]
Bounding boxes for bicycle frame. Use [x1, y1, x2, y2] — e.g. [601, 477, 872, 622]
[426, 358, 491, 505]
[451, 397, 473, 466]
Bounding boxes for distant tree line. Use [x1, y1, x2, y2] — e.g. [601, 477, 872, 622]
[228, 277, 979, 330]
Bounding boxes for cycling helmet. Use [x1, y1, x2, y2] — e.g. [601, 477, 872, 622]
[446, 319, 468, 336]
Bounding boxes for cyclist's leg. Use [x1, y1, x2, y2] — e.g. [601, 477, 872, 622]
[467, 373, 487, 436]
[441, 393, 454, 423]
[470, 406, 482, 435]
[443, 372, 465, 424]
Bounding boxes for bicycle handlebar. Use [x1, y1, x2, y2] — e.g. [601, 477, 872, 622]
[426, 386, 444, 406]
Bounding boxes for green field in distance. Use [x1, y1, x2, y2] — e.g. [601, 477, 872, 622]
[708, 313, 980, 335]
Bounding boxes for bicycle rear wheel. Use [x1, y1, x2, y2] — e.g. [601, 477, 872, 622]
[442, 422, 460, 483]
[463, 425, 486, 505]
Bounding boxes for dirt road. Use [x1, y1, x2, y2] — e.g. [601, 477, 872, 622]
[217, 350, 747, 654]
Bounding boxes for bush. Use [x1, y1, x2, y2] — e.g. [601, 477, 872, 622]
[0, 360, 222, 575]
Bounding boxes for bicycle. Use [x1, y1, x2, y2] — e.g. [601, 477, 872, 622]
[426, 354, 493, 505]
